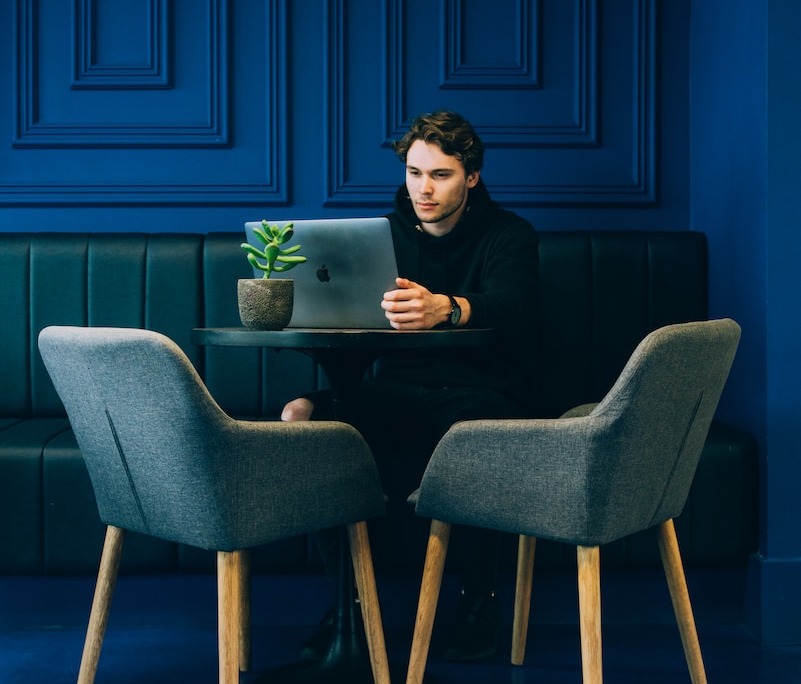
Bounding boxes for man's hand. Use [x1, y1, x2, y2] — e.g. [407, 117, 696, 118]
[382, 277, 455, 330]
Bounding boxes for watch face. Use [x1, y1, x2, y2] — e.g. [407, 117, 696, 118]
[450, 302, 461, 326]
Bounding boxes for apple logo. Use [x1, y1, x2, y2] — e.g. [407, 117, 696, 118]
[316, 265, 331, 283]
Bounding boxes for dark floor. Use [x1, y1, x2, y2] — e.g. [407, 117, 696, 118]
[1, 567, 799, 683]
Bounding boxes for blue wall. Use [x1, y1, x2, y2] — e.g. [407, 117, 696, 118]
[1, 0, 797, 643]
[691, 0, 801, 645]
[1, 0, 688, 231]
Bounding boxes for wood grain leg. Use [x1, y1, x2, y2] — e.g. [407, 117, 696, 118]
[658, 519, 708, 684]
[347, 521, 391, 684]
[238, 549, 251, 672]
[218, 550, 242, 684]
[511, 535, 536, 665]
[577, 545, 602, 684]
[78, 525, 125, 684]
[406, 519, 451, 684]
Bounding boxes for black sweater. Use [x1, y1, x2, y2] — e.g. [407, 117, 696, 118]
[376, 178, 540, 414]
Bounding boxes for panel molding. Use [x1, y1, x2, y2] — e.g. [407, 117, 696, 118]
[14, 0, 228, 148]
[72, 0, 171, 90]
[492, 0, 657, 206]
[324, 0, 399, 205]
[440, 0, 541, 90]
[4, 0, 288, 205]
[326, 0, 656, 208]
[386, 0, 598, 148]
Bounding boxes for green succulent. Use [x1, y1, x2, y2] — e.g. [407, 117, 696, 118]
[241, 220, 307, 279]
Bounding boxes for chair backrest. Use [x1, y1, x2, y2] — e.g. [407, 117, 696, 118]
[415, 319, 741, 547]
[37, 326, 384, 551]
[578, 318, 741, 541]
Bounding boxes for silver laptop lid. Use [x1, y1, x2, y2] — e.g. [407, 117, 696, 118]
[243, 217, 398, 329]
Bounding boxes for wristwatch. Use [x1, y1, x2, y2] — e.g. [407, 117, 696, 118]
[446, 295, 462, 327]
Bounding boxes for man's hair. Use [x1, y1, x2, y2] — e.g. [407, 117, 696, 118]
[393, 110, 485, 175]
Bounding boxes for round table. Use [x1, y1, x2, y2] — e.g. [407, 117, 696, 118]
[193, 326, 494, 683]
[193, 327, 495, 420]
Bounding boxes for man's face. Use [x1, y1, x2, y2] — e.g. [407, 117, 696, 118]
[405, 139, 479, 235]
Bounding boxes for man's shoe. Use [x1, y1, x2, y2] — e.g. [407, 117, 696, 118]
[443, 589, 499, 662]
[299, 607, 335, 661]
[299, 599, 366, 662]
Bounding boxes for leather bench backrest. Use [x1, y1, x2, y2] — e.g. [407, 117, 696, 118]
[536, 231, 707, 416]
[1, 234, 206, 417]
[0, 230, 707, 420]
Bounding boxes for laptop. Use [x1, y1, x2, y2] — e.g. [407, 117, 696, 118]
[243, 217, 398, 328]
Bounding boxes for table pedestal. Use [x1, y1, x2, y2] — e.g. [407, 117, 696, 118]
[255, 530, 376, 684]
[192, 327, 491, 684]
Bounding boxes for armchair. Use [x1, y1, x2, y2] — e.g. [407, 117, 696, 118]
[38, 326, 390, 684]
[406, 319, 741, 684]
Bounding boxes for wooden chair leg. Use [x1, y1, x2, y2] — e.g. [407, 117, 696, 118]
[406, 519, 451, 684]
[347, 521, 391, 684]
[577, 545, 602, 684]
[658, 519, 708, 684]
[238, 549, 251, 672]
[218, 550, 243, 684]
[78, 525, 125, 684]
[511, 534, 536, 665]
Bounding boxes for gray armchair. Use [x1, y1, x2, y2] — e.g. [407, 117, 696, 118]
[38, 326, 390, 684]
[405, 319, 741, 684]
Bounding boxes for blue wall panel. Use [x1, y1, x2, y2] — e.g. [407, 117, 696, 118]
[5, 0, 287, 206]
[1, 0, 672, 223]
[325, 0, 657, 208]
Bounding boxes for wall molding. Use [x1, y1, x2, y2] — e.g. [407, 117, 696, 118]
[72, 0, 171, 90]
[440, 0, 541, 90]
[3, 0, 288, 205]
[326, 0, 655, 207]
[13, 0, 228, 148]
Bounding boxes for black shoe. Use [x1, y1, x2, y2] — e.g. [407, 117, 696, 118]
[298, 600, 366, 662]
[299, 607, 335, 662]
[444, 589, 499, 662]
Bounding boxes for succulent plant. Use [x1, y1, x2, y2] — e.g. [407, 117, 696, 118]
[241, 220, 307, 279]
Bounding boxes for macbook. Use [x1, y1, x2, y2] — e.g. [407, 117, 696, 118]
[243, 217, 398, 328]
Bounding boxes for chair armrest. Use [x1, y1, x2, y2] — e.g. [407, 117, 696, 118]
[415, 417, 598, 542]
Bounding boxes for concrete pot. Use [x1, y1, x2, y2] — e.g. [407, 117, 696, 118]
[237, 278, 294, 330]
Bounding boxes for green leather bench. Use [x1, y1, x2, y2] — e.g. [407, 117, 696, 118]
[0, 231, 757, 574]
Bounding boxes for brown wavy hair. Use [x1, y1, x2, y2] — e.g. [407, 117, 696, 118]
[393, 110, 485, 175]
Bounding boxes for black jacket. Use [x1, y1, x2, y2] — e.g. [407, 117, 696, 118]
[377, 178, 539, 414]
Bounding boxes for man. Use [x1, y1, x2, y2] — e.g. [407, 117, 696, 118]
[283, 110, 539, 661]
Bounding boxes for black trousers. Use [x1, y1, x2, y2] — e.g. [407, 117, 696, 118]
[310, 379, 524, 592]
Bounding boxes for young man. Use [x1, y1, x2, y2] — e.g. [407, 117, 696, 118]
[283, 110, 539, 661]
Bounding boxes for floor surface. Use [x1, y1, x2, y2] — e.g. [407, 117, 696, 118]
[1, 567, 799, 683]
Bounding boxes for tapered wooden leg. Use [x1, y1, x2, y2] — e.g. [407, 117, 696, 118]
[511, 535, 537, 665]
[238, 549, 251, 672]
[347, 521, 391, 684]
[658, 519, 708, 684]
[577, 546, 602, 684]
[406, 519, 451, 684]
[218, 550, 243, 684]
[78, 525, 125, 684]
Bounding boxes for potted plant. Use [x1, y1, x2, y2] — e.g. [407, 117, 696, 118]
[237, 220, 307, 329]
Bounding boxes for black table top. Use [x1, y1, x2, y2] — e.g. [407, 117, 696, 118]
[192, 326, 494, 350]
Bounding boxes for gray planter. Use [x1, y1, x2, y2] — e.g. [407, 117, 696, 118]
[237, 278, 294, 330]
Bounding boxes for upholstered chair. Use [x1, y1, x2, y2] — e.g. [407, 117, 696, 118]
[405, 319, 741, 684]
[38, 326, 390, 684]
